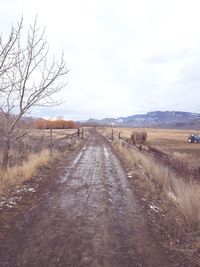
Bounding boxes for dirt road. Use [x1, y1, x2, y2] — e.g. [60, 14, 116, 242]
[0, 129, 174, 267]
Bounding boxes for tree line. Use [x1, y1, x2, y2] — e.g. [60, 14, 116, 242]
[35, 119, 77, 129]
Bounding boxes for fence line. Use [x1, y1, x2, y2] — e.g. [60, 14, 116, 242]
[48, 128, 84, 156]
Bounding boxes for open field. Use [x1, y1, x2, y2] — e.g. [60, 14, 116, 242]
[99, 127, 200, 168]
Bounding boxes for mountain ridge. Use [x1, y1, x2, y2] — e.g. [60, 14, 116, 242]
[85, 111, 200, 129]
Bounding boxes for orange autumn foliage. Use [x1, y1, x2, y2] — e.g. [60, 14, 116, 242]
[35, 119, 77, 129]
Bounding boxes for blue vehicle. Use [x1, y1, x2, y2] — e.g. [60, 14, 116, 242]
[188, 134, 200, 143]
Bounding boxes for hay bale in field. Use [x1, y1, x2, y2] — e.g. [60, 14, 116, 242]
[129, 131, 147, 145]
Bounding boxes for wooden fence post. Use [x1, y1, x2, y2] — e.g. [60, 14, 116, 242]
[81, 128, 84, 139]
[49, 127, 53, 157]
[111, 128, 114, 141]
[77, 128, 80, 140]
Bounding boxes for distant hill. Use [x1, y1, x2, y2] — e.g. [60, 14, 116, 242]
[85, 111, 200, 129]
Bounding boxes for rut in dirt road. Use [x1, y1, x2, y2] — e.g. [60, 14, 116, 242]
[0, 130, 173, 267]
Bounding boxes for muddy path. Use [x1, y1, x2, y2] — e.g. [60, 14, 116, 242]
[0, 129, 174, 267]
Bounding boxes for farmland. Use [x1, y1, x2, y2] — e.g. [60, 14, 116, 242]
[99, 127, 200, 168]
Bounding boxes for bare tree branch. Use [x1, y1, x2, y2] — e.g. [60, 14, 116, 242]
[0, 16, 68, 169]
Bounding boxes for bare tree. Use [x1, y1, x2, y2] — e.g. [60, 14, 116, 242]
[0, 19, 22, 79]
[0, 17, 68, 169]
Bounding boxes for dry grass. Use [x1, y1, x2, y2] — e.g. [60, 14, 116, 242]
[0, 128, 78, 194]
[100, 127, 200, 263]
[0, 149, 55, 194]
[113, 139, 200, 231]
[0, 151, 2, 166]
[173, 179, 200, 230]
[113, 139, 200, 263]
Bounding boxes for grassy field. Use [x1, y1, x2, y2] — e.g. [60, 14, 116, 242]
[100, 127, 200, 168]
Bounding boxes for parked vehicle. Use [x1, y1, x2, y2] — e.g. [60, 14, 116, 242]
[188, 134, 200, 143]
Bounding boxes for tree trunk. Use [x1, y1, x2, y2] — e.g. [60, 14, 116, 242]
[2, 133, 11, 171]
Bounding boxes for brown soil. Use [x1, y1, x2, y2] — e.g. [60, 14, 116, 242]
[0, 129, 179, 266]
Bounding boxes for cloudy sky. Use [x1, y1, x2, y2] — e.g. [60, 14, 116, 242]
[1, 0, 200, 120]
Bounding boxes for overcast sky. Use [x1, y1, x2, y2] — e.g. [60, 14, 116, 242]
[1, 0, 200, 120]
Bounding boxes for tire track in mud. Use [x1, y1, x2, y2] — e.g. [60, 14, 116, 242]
[0, 130, 173, 267]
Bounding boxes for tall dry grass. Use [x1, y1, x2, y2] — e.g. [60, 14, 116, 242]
[113, 140, 200, 231]
[0, 149, 55, 194]
[173, 179, 200, 230]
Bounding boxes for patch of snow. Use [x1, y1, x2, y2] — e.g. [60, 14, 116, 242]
[134, 118, 145, 121]
[138, 163, 143, 169]
[27, 188, 36, 193]
[104, 147, 110, 160]
[16, 188, 25, 194]
[6, 204, 14, 208]
[0, 195, 22, 209]
[9, 200, 16, 205]
[0, 199, 6, 207]
[149, 204, 160, 212]
[116, 119, 124, 123]
[167, 192, 178, 202]
[59, 174, 67, 183]
[108, 197, 113, 203]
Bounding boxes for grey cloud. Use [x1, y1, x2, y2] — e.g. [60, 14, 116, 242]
[2, 1, 200, 120]
[145, 49, 189, 64]
[177, 65, 200, 84]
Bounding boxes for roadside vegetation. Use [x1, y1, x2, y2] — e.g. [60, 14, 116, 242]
[0, 149, 53, 194]
[113, 139, 200, 265]
[0, 126, 79, 195]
